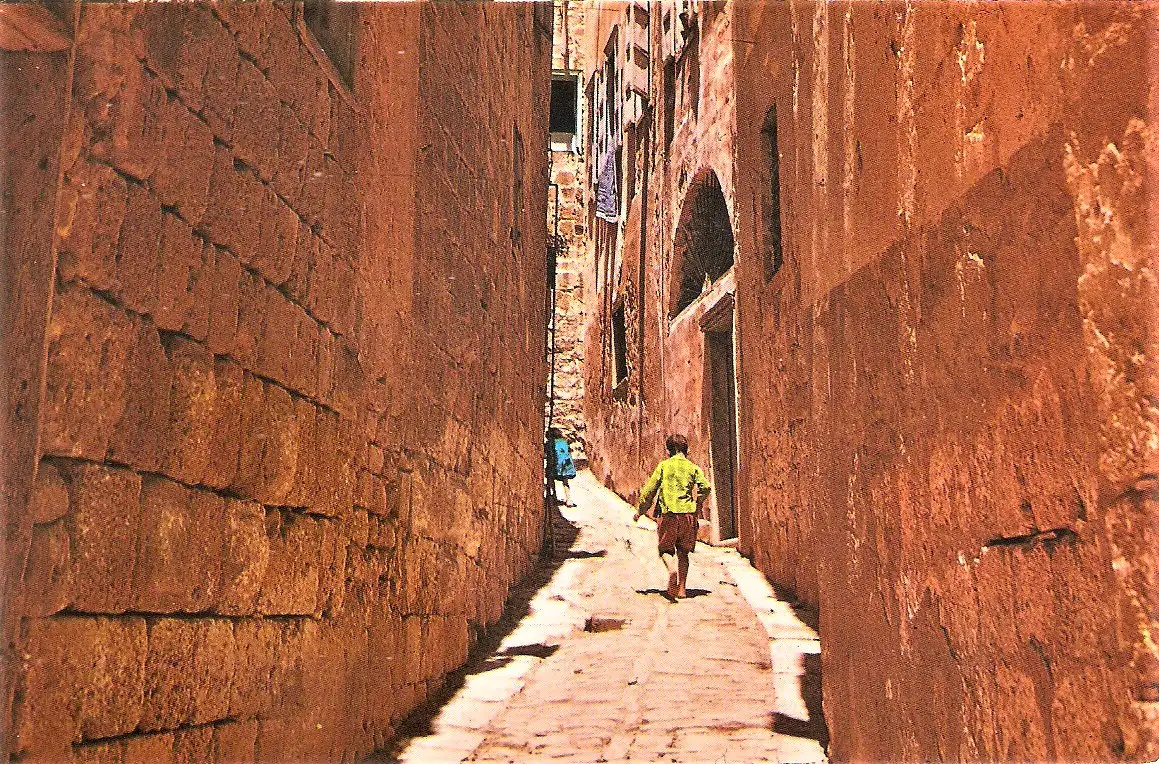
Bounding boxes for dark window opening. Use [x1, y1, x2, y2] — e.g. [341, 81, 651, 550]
[671, 173, 734, 317]
[302, 1, 358, 91]
[604, 45, 617, 119]
[586, 74, 598, 184]
[512, 125, 525, 244]
[612, 304, 629, 386]
[762, 105, 784, 281]
[663, 58, 676, 153]
[686, 28, 700, 121]
[550, 75, 579, 134]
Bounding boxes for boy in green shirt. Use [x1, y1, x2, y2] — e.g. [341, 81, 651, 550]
[634, 434, 711, 600]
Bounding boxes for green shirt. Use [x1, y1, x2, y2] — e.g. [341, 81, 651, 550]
[638, 453, 711, 515]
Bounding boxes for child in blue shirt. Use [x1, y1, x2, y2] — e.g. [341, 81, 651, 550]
[547, 427, 577, 507]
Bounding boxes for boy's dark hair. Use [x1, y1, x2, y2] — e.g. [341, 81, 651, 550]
[665, 434, 689, 456]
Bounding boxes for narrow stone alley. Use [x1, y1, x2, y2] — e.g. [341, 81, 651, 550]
[387, 472, 826, 764]
[2, 1, 1157, 761]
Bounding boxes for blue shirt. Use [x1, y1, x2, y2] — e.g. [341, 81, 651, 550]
[552, 438, 576, 479]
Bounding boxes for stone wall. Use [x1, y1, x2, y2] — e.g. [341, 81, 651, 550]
[731, 1, 1157, 760]
[576, 0, 1157, 758]
[580, 1, 738, 524]
[1, 3, 552, 760]
[548, 0, 590, 457]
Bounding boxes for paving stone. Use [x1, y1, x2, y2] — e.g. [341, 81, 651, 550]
[391, 473, 829, 763]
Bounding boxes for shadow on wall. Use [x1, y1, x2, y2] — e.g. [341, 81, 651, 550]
[773, 652, 829, 748]
[371, 502, 581, 761]
[769, 588, 830, 750]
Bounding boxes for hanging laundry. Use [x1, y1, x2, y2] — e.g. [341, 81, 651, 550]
[595, 145, 619, 221]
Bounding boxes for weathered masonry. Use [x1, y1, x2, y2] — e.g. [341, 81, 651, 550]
[546, 0, 591, 459]
[0, 3, 552, 760]
[579, 0, 1158, 761]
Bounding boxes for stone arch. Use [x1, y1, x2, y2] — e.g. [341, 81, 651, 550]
[669, 169, 735, 317]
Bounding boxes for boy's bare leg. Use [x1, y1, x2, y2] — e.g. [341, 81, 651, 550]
[561, 479, 572, 506]
[661, 552, 679, 600]
[676, 550, 690, 598]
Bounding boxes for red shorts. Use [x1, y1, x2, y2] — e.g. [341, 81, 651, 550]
[657, 512, 698, 554]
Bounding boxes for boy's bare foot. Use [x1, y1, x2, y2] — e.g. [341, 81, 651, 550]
[676, 589, 687, 599]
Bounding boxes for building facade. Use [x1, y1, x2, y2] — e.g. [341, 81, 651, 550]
[580, 0, 742, 547]
[0, 3, 552, 759]
[546, 0, 591, 459]
[580, 0, 1158, 760]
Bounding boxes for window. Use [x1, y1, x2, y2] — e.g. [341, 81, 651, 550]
[511, 124, 524, 244]
[550, 74, 580, 135]
[684, 27, 700, 121]
[301, 1, 358, 91]
[663, 58, 676, 153]
[612, 304, 629, 386]
[761, 105, 784, 281]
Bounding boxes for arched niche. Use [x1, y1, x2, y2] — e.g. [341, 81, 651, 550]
[669, 170, 734, 318]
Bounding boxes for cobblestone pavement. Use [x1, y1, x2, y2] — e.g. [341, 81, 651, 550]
[389, 471, 828, 763]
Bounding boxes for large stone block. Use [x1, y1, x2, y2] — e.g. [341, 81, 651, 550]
[272, 104, 309, 204]
[14, 616, 147, 755]
[284, 220, 313, 305]
[254, 285, 296, 386]
[139, 618, 197, 731]
[306, 237, 336, 326]
[41, 285, 133, 460]
[134, 5, 211, 113]
[56, 163, 127, 291]
[108, 318, 172, 473]
[206, 244, 242, 357]
[190, 619, 236, 724]
[212, 720, 258, 763]
[154, 213, 202, 333]
[82, 42, 165, 182]
[139, 616, 235, 731]
[234, 268, 265, 367]
[311, 409, 344, 517]
[181, 241, 214, 342]
[284, 396, 319, 508]
[67, 463, 143, 613]
[233, 59, 280, 182]
[316, 328, 335, 404]
[72, 739, 125, 764]
[228, 620, 281, 718]
[163, 336, 216, 485]
[316, 520, 349, 616]
[217, 499, 269, 615]
[23, 520, 73, 617]
[199, 13, 240, 141]
[203, 358, 244, 490]
[256, 511, 325, 616]
[121, 732, 175, 764]
[132, 478, 225, 613]
[229, 372, 267, 499]
[297, 143, 328, 224]
[30, 461, 70, 525]
[254, 384, 299, 506]
[153, 97, 214, 224]
[254, 194, 298, 288]
[173, 726, 214, 764]
[201, 146, 263, 259]
[116, 182, 162, 316]
[332, 260, 357, 338]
